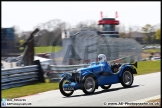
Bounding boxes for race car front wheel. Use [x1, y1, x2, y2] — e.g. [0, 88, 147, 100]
[59, 77, 74, 97]
[120, 69, 133, 88]
[101, 84, 111, 90]
[82, 75, 96, 95]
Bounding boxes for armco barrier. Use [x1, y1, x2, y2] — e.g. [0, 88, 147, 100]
[48, 56, 133, 82]
[1, 60, 45, 90]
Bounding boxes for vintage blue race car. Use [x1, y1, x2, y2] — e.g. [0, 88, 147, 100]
[59, 61, 137, 97]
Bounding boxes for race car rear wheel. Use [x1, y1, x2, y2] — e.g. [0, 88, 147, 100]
[101, 84, 111, 90]
[59, 77, 74, 97]
[82, 75, 96, 95]
[120, 69, 133, 88]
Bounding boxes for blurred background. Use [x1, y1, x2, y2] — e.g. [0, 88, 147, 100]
[1, 2, 161, 69]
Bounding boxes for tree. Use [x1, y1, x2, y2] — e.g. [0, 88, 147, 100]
[127, 25, 133, 38]
[142, 36, 148, 42]
[142, 24, 155, 44]
[14, 34, 20, 46]
[76, 21, 88, 29]
[19, 39, 25, 51]
[119, 24, 126, 38]
[132, 25, 141, 32]
[34, 19, 70, 47]
[19, 39, 25, 46]
[75, 20, 98, 30]
[155, 29, 161, 44]
[89, 20, 98, 30]
[155, 29, 161, 40]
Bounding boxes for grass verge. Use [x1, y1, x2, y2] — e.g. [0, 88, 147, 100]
[142, 48, 161, 53]
[1, 82, 59, 99]
[135, 60, 161, 75]
[20, 46, 62, 54]
[1, 61, 161, 99]
[34, 46, 62, 54]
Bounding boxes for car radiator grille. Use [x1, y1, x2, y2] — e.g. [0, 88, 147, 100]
[72, 72, 80, 83]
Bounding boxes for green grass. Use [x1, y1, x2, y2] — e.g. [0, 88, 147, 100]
[142, 48, 161, 53]
[34, 46, 62, 54]
[1, 82, 59, 99]
[19, 47, 24, 50]
[20, 46, 62, 54]
[1, 61, 161, 99]
[135, 60, 161, 75]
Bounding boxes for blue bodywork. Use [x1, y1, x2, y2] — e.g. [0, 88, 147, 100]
[61, 61, 137, 90]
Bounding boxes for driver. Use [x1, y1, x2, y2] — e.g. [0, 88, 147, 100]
[97, 54, 110, 73]
[98, 54, 119, 73]
[98, 54, 112, 73]
[98, 54, 107, 63]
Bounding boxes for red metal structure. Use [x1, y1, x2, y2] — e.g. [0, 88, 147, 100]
[97, 13, 120, 38]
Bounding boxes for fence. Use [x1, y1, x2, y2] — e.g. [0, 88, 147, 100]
[1, 60, 45, 90]
[47, 56, 133, 82]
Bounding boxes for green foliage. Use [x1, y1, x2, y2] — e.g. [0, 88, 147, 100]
[155, 29, 161, 40]
[142, 24, 155, 44]
[142, 36, 148, 41]
[19, 39, 25, 46]
[142, 24, 155, 33]
[19, 47, 24, 50]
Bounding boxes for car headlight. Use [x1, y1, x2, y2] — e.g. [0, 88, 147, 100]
[77, 72, 81, 78]
[73, 69, 80, 73]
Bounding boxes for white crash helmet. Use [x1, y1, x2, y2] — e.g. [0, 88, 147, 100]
[98, 54, 107, 62]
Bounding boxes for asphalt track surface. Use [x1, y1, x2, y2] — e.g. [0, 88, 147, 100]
[13, 72, 160, 107]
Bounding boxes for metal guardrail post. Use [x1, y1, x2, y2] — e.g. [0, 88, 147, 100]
[34, 60, 45, 83]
